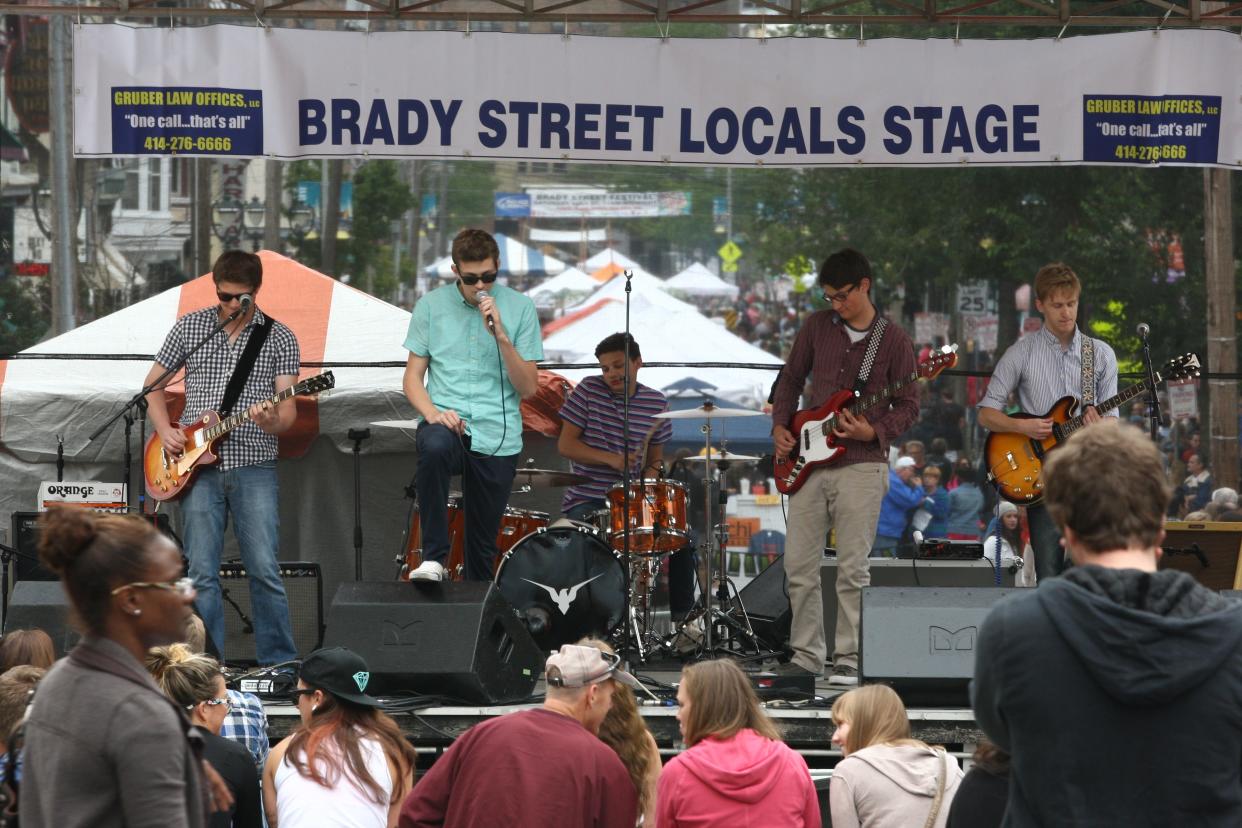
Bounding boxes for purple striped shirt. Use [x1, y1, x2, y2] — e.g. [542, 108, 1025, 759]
[559, 375, 673, 512]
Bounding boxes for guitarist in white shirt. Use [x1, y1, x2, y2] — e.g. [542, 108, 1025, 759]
[770, 249, 919, 686]
[977, 263, 1118, 584]
[143, 250, 300, 665]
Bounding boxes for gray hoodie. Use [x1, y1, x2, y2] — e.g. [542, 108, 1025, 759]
[829, 743, 963, 828]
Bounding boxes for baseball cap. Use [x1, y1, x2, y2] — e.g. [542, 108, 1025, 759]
[299, 647, 383, 707]
[894, 456, 917, 469]
[545, 644, 640, 690]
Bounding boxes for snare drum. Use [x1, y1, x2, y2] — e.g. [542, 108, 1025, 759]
[495, 523, 626, 652]
[605, 478, 689, 555]
[404, 500, 549, 581]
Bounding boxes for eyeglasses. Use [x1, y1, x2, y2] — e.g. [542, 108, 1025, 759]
[289, 688, 315, 704]
[458, 271, 498, 286]
[216, 291, 250, 303]
[110, 576, 196, 597]
[822, 284, 858, 305]
[191, 697, 232, 711]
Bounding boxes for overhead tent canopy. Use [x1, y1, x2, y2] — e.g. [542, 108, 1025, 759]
[666, 263, 740, 299]
[423, 233, 568, 279]
[72, 26, 1242, 170]
[525, 266, 600, 305]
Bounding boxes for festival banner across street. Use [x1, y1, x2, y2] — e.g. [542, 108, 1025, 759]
[72, 25, 1242, 169]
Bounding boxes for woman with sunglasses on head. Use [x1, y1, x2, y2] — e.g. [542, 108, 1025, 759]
[403, 228, 544, 584]
[148, 643, 262, 828]
[20, 506, 232, 828]
[264, 647, 416, 828]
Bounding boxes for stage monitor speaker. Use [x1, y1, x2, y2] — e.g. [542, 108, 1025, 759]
[322, 581, 542, 705]
[733, 554, 791, 653]
[1161, 521, 1242, 591]
[860, 586, 1022, 706]
[218, 561, 323, 664]
[3, 581, 79, 657]
[822, 556, 1019, 637]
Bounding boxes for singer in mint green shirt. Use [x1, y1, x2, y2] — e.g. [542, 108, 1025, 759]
[404, 280, 543, 456]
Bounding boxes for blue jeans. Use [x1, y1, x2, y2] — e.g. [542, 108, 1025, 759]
[871, 534, 900, 559]
[416, 423, 519, 582]
[181, 462, 297, 665]
[1028, 502, 1065, 583]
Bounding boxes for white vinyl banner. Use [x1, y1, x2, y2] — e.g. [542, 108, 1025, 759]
[72, 25, 1242, 168]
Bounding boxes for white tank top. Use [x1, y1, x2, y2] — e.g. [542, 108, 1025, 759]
[274, 734, 392, 828]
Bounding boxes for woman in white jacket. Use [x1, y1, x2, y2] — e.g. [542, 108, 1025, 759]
[829, 685, 964, 828]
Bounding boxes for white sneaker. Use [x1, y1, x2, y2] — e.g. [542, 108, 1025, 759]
[409, 560, 447, 582]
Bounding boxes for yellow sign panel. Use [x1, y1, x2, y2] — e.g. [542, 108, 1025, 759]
[722, 262, 739, 273]
[718, 240, 743, 263]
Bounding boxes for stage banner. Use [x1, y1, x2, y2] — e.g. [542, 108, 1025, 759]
[72, 25, 1242, 168]
[528, 190, 692, 218]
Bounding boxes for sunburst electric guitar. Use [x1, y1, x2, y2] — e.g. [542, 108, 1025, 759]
[144, 371, 335, 502]
[774, 345, 959, 496]
[984, 353, 1200, 504]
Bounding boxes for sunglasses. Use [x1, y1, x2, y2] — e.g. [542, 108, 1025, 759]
[458, 271, 498, 286]
[289, 688, 315, 704]
[216, 291, 250, 303]
[110, 576, 196, 598]
[191, 697, 232, 711]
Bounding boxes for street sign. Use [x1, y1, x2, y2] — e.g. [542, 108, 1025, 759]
[718, 240, 743, 264]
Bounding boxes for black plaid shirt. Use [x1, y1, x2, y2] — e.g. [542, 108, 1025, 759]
[154, 306, 300, 470]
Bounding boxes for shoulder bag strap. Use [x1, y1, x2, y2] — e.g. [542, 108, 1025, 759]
[1080, 335, 1096, 408]
[218, 315, 273, 417]
[921, 749, 949, 828]
[853, 316, 889, 396]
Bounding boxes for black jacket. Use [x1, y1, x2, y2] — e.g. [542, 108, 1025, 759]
[973, 565, 1242, 827]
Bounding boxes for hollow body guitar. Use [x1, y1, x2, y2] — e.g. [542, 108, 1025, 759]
[143, 371, 335, 502]
[774, 345, 959, 496]
[984, 353, 1200, 504]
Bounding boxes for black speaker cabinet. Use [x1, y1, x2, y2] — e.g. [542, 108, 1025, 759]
[10, 511, 175, 586]
[4, 581, 79, 657]
[860, 586, 1021, 706]
[218, 561, 323, 664]
[1161, 521, 1242, 591]
[322, 581, 542, 705]
[734, 554, 791, 652]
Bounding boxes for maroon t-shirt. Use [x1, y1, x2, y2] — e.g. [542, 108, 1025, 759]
[399, 707, 639, 828]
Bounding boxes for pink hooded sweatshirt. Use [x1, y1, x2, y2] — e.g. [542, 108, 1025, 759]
[656, 728, 820, 828]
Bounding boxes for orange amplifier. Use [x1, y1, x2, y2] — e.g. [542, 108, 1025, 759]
[37, 482, 128, 513]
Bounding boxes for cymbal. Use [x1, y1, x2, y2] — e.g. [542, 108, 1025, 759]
[514, 467, 590, 487]
[654, 405, 766, 420]
[370, 419, 422, 429]
[684, 450, 761, 462]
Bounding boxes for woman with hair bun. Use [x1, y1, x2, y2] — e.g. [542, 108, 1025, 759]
[20, 506, 229, 828]
[148, 643, 262, 828]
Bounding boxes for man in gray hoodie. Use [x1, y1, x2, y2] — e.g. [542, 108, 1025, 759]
[973, 421, 1242, 826]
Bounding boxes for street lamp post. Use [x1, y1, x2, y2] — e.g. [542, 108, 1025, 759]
[242, 196, 266, 252]
[211, 196, 244, 250]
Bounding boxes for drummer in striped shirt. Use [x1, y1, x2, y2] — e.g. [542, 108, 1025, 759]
[559, 332, 673, 520]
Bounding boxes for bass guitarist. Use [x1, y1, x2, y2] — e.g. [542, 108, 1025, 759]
[977, 262, 1117, 584]
[770, 248, 918, 685]
[143, 250, 299, 666]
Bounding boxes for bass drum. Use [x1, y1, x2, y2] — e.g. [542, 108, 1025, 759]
[495, 523, 627, 653]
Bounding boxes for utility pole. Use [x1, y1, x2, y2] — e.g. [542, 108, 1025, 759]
[322, 158, 343, 276]
[192, 159, 212, 275]
[48, 14, 77, 334]
[264, 159, 282, 253]
[1203, 167, 1238, 490]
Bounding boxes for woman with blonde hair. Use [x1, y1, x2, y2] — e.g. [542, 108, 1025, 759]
[264, 647, 416, 827]
[589, 639, 661, 826]
[148, 643, 262, 828]
[830, 684, 963, 828]
[656, 659, 818, 827]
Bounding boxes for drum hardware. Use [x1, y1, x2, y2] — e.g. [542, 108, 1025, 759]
[514, 463, 591, 488]
[402, 498, 550, 582]
[653, 401, 773, 660]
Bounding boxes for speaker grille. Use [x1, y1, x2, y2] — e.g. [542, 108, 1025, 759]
[218, 561, 323, 664]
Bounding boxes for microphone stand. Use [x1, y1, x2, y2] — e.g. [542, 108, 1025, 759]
[348, 428, 371, 580]
[1139, 326, 1165, 442]
[88, 303, 247, 511]
[621, 269, 636, 662]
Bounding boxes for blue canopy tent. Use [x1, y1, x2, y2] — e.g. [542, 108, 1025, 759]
[660, 380, 773, 454]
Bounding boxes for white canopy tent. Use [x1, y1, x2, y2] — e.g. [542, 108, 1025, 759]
[573, 270, 694, 314]
[524, 266, 599, 305]
[666, 262, 740, 299]
[583, 248, 643, 273]
[542, 294, 781, 406]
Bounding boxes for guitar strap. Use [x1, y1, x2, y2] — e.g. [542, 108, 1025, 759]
[853, 317, 889, 395]
[1080, 334, 1096, 408]
[218, 314, 273, 417]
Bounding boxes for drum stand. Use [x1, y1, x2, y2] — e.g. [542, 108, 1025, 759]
[662, 407, 770, 661]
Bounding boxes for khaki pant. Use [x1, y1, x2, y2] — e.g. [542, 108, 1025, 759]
[784, 462, 887, 671]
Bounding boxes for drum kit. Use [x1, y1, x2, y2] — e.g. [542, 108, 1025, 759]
[379, 400, 772, 663]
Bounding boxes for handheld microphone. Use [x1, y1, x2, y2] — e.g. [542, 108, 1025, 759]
[476, 290, 496, 331]
[1137, 322, 1150, 339]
